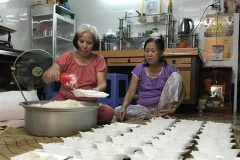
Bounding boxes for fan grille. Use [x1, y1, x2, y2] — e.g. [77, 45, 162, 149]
[13, 49, 53, 88]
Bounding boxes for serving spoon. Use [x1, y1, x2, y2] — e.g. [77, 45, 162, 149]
[60, 72, 78, 88]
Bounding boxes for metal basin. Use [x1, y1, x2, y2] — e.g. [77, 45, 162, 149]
[19, 100, 99, 137]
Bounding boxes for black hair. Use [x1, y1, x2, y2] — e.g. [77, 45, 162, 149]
[143, 38, 167, 67]
[73, 24, 100, 51]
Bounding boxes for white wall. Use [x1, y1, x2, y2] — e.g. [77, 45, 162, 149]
[0, 0, 32, 51]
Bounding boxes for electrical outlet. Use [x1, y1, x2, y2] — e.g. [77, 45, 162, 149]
[212, 0, 221, 10]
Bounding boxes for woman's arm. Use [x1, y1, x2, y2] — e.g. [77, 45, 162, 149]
[121, 75, 138, 109]
[42, 63, 62, 84]
[116, 74, 138, 121]
[94, 71, 107, 92]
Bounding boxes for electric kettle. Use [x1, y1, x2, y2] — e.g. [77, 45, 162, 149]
[178, 18, 194, 34]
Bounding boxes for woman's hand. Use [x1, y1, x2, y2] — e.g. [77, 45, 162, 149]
[158, 107, 176, 117]
[92, 88, 100, 91]
[47, 70, 61, 82]
[116, 107, 127, 122]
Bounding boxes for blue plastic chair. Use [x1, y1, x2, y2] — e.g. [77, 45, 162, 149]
[45, 82, 61, 100]
[98, 73, 129, 109]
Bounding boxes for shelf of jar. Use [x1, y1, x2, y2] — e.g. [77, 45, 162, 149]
[103, 35, 167, 42]
[32, 36, 72, 44]
[56, 14, 75, 25]
[125, 13, 167, 25]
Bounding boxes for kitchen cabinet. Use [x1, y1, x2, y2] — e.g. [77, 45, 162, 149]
[96, 48, 203, 104]
[31, 3, 76, 59]
[164, 48, 203, 104]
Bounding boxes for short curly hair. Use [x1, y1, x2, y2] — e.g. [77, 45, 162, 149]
[73, 24, 100, 51]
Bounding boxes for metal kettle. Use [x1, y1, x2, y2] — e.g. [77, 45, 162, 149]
[178, 18, 194, 34]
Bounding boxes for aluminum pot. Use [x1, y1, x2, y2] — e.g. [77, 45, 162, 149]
[19, 100, 99, 137]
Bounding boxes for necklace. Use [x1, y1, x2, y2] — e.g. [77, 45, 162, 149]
[149, 75, 160, 86]
[145, 67, 162, 87]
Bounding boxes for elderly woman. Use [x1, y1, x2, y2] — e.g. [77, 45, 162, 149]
[42, 24, 114, 124]
[115, 38, 186, 121]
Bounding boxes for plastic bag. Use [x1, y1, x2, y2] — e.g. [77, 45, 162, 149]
[0, 90, 39, 121]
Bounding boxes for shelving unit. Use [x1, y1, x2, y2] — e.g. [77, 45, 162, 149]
[31, 3, 76, 59]
[102, 13, 175, 51]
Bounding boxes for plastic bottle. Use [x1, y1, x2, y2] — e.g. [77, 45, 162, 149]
[141, 41, 145, 50]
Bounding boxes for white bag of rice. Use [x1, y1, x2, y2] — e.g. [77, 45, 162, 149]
[0, 90, 39, 121]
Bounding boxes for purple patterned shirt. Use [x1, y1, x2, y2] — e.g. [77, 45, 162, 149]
[132, 62, 179, 107]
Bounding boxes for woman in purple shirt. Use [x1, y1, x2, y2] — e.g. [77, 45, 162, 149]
[115, 38, 186, 121]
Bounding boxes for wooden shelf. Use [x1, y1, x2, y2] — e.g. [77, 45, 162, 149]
[0, 25, 16, 36]
[206, 103, 232, 114]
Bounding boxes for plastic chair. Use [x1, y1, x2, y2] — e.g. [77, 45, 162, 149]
[99, 73, 129, 109]
[45, 82, 61, 100]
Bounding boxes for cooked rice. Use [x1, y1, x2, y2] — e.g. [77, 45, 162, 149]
[31, 99, 86, 108]
[21, 151, 57, 160]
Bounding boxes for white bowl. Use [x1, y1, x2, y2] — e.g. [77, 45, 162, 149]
[128, 151, 153, 160]
[156, 135, 193, 144]
[170, 126, 200, 134]
[131, 128, 163, 136]
[103, 123, 131, 132]
[111, 122, 142, 128]
[122, 133, 154, 142]
[191, 151, 218, 160]
[94, 142, 138, 155]
[79, 132, 111, 142]
[196, 137, 234, 143]
[145, 122, 171, 129]
[61, 137, 96, 149]
[202, 126, 232, 132]
[72, 89, 109, 98]
[164, 130, 196, 138]
[91, 128, 122, 136]
[195, 142, 235, 149]
[179, 119, 204, 125]
[128, 156, 152, 160]
[196, 146, 240, 158]
[111, 136, 146, 147]
[151, 139, 189, 150]
[201, 127, 232, 133]
[150, 118, 176, 126]
[173, 123, 202, 129]
[39, 142, 78, 156]
[191, 151, 240, 160]
[204, 122, 232, 128]
[94, 142, 113, 153]
[78, 148, 126, 160]
[197, 132, 233, 138]
[141, 147, 185, 159]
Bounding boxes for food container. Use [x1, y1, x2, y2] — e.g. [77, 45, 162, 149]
[19, 100, 99, 137]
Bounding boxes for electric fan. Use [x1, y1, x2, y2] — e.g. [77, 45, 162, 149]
[11, 49, 53, 104]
